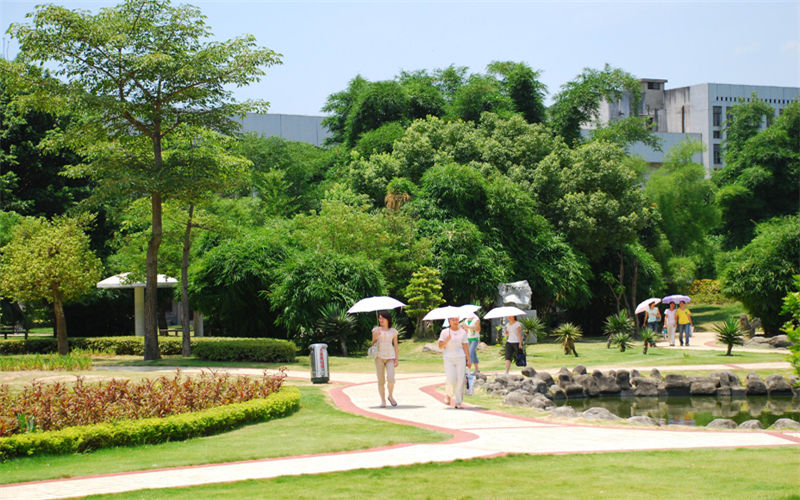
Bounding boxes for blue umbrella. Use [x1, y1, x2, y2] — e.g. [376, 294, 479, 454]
[662, 294, 691, 305]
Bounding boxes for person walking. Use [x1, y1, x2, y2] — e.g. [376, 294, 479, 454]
[438, 316, 471, 408]
[641, 301, 661, 347]
[664, 302, 678, 346]
[676, 301, 693, 347]
[371, 311, 399, 408]
[463, 313, 481, 374]
[503, 315, 524, 374]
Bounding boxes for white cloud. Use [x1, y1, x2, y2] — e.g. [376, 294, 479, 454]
[781, 40, 800, 54]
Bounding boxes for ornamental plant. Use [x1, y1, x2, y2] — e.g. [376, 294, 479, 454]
[552, 323, 582, 357]
[714, 318, 745, 356]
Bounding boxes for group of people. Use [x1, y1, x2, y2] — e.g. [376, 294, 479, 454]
[642, 301, 694, 347]
[369, 310, 524, 409]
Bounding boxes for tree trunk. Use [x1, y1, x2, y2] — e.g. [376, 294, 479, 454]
[643, 342, 648, 355]
[144, 189, 163, 361]
[181, 204, 194, 357]
[726, 344, 732, 356]
[53, 291, 68, 355]
[630, 257, 639, 324]
[339, 334, 348, 357]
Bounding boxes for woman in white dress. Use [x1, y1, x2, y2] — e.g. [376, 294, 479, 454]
[371, 311, 399, 407]
[438, 316, 471, 408]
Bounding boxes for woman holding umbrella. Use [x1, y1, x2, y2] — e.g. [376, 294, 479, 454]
[371, 311, 399, 407]
[438, 316, 471, 408]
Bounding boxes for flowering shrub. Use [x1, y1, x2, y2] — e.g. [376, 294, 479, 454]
[0, 370, 286, 437]
[688, 279, 731, 304]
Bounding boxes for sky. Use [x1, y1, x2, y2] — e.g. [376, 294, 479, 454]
[2, 0, 799, 116]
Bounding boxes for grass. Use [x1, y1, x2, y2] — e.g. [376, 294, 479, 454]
[0, 383, 447, 484]
[691, 302, 747, 332]
[86, 447, 800, 499]
[0, 351, 93, 371]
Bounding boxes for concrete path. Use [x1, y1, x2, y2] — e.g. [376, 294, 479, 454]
[2, 362, 798, 500]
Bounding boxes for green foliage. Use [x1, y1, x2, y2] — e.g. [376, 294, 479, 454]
[354, 122, 406, 158]
[404, 266, 445, 338]
[639, 330, 656, 354]
[713, 317, 745, 356]
[720, 215, 800, 335]
[447, 74, 514, 122]
[551, 323, 582, 357]
[519, 316, 547, 343]
[780, 276, 800, 379]
[610, 332, 633, 352]
[322, 75, 370, 146]
[191, 338, 296, 362]
[688, 279, 729, 304]
[312, 304, 356, 356]
[0, 352, 92, 371]
[0, 386, 300, 460]
[589, 116, 662, 150]
[603, 311, 634, 348]
[345, 81, 410, 147]
[419, 163, 488, 220]
[486, 61, 548, 124]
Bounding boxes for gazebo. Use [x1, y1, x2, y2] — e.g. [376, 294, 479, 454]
[96, 272, 178, 337]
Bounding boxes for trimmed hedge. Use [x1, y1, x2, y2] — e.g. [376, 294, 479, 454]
[0, 337, 297, 362]
[0, 385, 300, 460]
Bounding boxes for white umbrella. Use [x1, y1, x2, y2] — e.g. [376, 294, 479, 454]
[482, 306, 527, 319]
[423, 306, 464, 321]
[635, 298, 661, 315]
[347, 296, 405, 314]
[441, 304, 481, 326]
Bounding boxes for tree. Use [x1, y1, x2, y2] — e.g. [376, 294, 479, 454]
[714, 318, 745, 356]
[404, 266, 444, 337]
[0, 216, 102, 354]
[549, 64, 641, 145]
[321, 75, 369, 146]
[780, 276, 800, 378]
[603, 311, 634, 348]
[720, 215, 800, 335]
[344, 81, 409, 147]
[552, 323, 582, 357]
[9, 0, 280, 359]
[487, 61, 547, 124]
[447, 74, 513, 123]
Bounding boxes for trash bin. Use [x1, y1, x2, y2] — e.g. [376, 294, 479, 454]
[309, 343, 329, 384]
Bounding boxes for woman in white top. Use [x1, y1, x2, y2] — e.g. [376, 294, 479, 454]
[438, 316, 471, 408]
[663, 302, 677, 346]
[371, 311, 399, 408]
[504, 316, 524, 374]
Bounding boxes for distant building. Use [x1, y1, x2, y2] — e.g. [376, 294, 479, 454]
[596, 80, 800, 172]
[238, 113, 331, 147]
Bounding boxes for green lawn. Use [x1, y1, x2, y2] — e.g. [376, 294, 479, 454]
[86, 447, 800, 499]
[691, 301, 748, 332]
[0, 383, 447, 485]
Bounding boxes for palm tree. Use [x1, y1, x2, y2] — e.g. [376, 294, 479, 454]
[552, 323, 582, 357]
[714, 317, 745, 356]
[640, 330, 656, 354]
[603, 311, 634, 349]
[611, 332, 633, 352]
[316, 304, 356, 356]
[519, 316, 547, 345]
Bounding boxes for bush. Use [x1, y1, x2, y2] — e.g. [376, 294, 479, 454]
[689, 279, 730, 304]
[191, 338, 297, 363]
[0, 386, 300, 460]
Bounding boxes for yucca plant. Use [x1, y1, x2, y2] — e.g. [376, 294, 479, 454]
[551, 323, 582, 357]
[639, 330, 656, 354]
[603, 311, 634, 349]
[611, 332, 633, 352]
[519, 316, 547, 345]
[714, 317, 745, 356]
[316, 303, 356, 356]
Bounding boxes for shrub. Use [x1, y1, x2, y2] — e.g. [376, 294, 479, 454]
[0, 386, 300, 460]
[611, 332, 633, 352]
[689, 279, 730, 304]
[714, 317, 745, 356]
[551, 323, 582, 357]
[191, 338, 296, 363]
[603, 311, 634, 348]
[781, 276, 800, 379]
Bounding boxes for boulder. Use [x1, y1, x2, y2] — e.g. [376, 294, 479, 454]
[521, 366, 537, 378]
[768, 418, 800, 430]
[503, 390, 534, 407]
[549, 385, 566, 400]
[649, 368, 662, 380]
[765, 374, 793, 395]
[767, 335, 793, 348]
[744, 336, 771, 347]
[615, 370, 632, 390]
[597, 376, 622, 395]
[710, 371, 740, 387]
[690, 378, 719, 396]
[745, 376, 768, 396]
[664, 374, 691, 396]
[632, 378, 659, 397]
[494, 375, 510, 386]
[706, 418, 738, 429]
[582, 407, 621, 421]
[575, 375, 601, 397]
[627, 416, 659, 426]
[522, 377, 549, 395]
[729, 386, 747, 398]
[557, 372, 572, 387]
[557, 367, 571, 376]
[530, 393, 555, 410]
[563, 383, 586, 398]
[534, 372, 554, 387]
[738, 419, 764, 430]
[716, 386, 731, 397]
[475, 372, 488, 382]
[572, 365, 587, 376]
[550, 405, 577, 418]
[591, 369, 604, 379]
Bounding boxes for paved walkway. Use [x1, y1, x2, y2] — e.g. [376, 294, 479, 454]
[2, 360, 798, 499]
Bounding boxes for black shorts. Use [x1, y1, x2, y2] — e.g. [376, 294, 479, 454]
[504, 342, 520, 361]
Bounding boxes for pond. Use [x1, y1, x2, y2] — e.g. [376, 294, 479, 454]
[557, 396, 800, 427]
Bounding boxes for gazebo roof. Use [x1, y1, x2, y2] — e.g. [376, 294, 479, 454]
[97, 272, 178, 289]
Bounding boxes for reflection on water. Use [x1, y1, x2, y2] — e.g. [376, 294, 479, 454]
[558, 396, 800, 427]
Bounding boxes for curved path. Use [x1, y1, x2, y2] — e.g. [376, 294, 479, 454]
[2, 361, 799, 500]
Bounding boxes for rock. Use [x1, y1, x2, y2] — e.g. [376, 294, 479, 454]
[572, 365, 587, 376]
[768, 418, 800, 430]
[716, 386, 731, 397]
[745, 376, 768, 396]
[422, 343, 442, 353]
[558, 367, 571, 376]
[557, 372, 572, 387]
[582, 407, 621, 420]
[607, 370, 616, 378]
[597, 376, 622, 395]
[664, 374, 691, 396]
[730, 386, 747, 398]
[738, 419, 764, 430]
[767, 335, 793, 348]
[484, 382, 503, 393]
[765, 374, 793, 395]
[563, 383, 585, 397]
[591, 369, 604, 379]
[534, 372, 554, 387]
[475, 372, 488, 382]
[706, 418, 738, 429]
[710, 371, 740, 387]
[574, 375, 600, 397]
[627, 416, 659, 426]
[690, 378, 719, 396]
[631, 369, 641, 379]
[550, 406, 577, 418]
[494, 375, 510, 386]
[649, 368, 662, 380]
[615, 370, 631, 390]
[632, 378, 659, 397]
[521, 366, 537, 378]
[503, 390, 533, 407]
[549, 384, 566, 400]
[530, 393, 554, 410]
[744, 336, 771, 347]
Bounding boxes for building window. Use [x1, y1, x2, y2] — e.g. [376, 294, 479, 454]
[713, 106, 722, 127]
[713, 130, 721, 139]
[713, 144, 722, 165]
[647, 82, 660, 90]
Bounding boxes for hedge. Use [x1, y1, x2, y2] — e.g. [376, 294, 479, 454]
[0, 385, 300, 461]
[0, 337, 297, 362]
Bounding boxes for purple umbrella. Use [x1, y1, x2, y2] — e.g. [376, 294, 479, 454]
[662, 294, 691, 305]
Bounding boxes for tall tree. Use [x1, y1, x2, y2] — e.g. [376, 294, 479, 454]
[0, 216, 102, 354]
[487, 61, 547, 124]
[9, 0, 280, 359]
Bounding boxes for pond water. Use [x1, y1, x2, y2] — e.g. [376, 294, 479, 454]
[558, 396, 800, 427]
